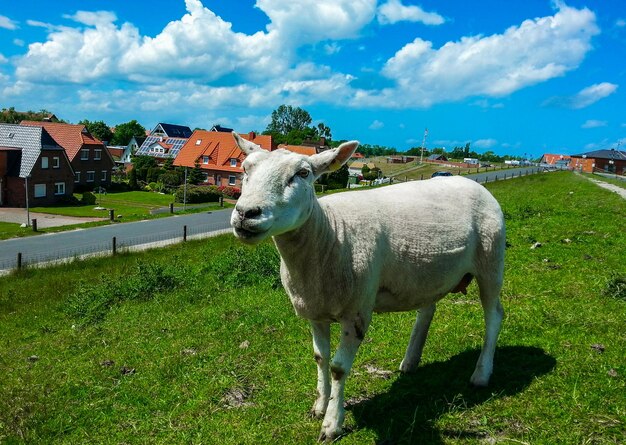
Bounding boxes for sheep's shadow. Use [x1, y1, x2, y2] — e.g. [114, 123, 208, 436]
[347, 346, 555, 444]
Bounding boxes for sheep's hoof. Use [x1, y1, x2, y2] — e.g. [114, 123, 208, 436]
[469, 371, 491, 387]
[399, 360, 420, 373]
[309, 408, 325, 419]
[318, 428, 343, 443]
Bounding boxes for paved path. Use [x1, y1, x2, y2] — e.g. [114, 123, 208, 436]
[584, 177, 626, 199]
[0, 208, 106, 228]
[0, 208, 233, 271]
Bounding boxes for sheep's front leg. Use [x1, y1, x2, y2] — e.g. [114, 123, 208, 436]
[319, 314, 370, 442]
[310, 321, 331, 418]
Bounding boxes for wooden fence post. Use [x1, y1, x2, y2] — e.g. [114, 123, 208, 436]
[183, 225, 187, 242]
[17, 252, 22, 270]
[112, 237, 117, 255]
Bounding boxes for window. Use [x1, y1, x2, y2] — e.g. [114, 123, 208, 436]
[80, 149, 89, 160]
[41, 157, 49, 169]
[54, 182, 65, 195]
[94, 149, 102, 160]
[202, 172, 209, 182]
[53, 157, 60, 168]
[228, 175, 236, 186]
[230, 158, 237, 167]
[34, 184, 46, 198]
[86, 171, 95, 182]
[75, 171, 81, 183]
[101, 170, 107, 181]
[202, 156, 209, 164]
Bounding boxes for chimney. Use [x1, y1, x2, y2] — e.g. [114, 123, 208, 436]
[248, 131, 256, 139]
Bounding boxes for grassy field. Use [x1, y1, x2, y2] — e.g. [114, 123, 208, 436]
[0, 171, 624, 444]
[30, 191, 176, 219]
[368, 157, 511, 181]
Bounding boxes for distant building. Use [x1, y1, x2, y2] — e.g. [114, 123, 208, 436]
[540, 154, 572, 169]
[174, 130, 275, 187]
[21, 121, 114, 189]
[570, 149, 626, 174]
[0, 123, 74, 207]
[135, 123, 193, 161]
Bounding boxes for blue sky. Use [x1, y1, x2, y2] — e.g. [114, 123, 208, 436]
[0, 0, 624, 157]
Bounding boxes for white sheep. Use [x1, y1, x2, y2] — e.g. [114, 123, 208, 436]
[230, 132, 505, 442]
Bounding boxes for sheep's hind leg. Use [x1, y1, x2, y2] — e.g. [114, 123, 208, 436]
[470, 277, 504, 387]
[310, 321, 331, 419]
[319, 313, 371, 442]
[399, 303, 436, 373]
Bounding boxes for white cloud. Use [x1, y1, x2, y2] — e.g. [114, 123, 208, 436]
[377, 0, 444, 25]
[581, 119, 607, 129]
[0, 15, 18, 30]
[63, 11, 118, 27]
[13, 38, 25, 47]
[544, 82, 618, 109]
[571, 82, 618, 109]
[473, 138, 498, 149]
[369, 120, 384, 130]
[258, 0, 377, 45]
[616, 19, 626, 28]
[324, 43, 341, 55]
[7, 0, 604, 119]
[356, 3, 599, 108]
[0, 53, 7, 64]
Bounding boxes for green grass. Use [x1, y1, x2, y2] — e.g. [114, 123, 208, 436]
[31, 190, 176, 219]
[0, 171, 624, 444]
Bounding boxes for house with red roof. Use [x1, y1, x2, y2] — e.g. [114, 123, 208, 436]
[21, 121, 115, 190]
[174, 131, 275, 187]
[0, 123, 74, 207]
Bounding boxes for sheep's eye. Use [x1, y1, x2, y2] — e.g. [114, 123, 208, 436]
[297, 169, 309, 178]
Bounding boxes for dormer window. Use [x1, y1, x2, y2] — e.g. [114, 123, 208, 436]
[230, 158, 237, 167]
[203, 156, 209, 164]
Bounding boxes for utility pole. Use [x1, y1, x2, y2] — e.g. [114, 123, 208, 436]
[420, 128, 428, 164]
[24, 175, 30, 227]
[183, 167, 188, 211]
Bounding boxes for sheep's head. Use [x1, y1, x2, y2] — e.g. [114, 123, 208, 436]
[230, 132, 358, 244]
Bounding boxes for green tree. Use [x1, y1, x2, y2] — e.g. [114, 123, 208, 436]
[111, 120, 146, 146]
[187, 162, 205, 185]
[79, 120, 113, 143]
[265, 105, 313, 136]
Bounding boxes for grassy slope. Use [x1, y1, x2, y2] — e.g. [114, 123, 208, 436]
[0, 171, 624, 444]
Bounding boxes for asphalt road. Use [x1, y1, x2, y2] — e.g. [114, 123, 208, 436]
[0, 208, 233, 271]
[0, 166, 542, 271]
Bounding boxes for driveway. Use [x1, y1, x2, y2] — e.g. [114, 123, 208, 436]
[0, 208, 106, 228]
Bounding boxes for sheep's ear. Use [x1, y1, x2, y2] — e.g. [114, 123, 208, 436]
[233, 132, 262, 155]
[310, 141, 359, 177]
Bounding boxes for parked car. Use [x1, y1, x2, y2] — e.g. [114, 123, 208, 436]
[431, 171, 453, 177]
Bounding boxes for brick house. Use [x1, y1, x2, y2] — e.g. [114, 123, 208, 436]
[570, 149, 626, 174]
[174, 131, 275, 187]
[0, 124, 74, 207]
[21, 121, 115, 190]
[540, 153, 572, 169]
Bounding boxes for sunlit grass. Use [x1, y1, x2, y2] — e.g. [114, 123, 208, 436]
[0, 171, 624, 444]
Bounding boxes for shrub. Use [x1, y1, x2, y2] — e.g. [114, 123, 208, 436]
[218, 186, 241, 199]
[81, 191, 97, 205]
[174, 184, 221, 203]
